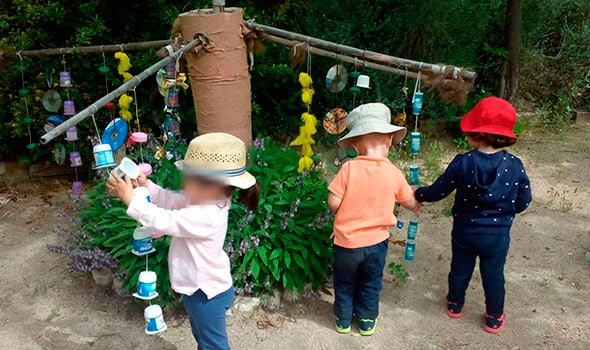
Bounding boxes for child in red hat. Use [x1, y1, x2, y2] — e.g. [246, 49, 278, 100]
[415, 97, 532, 333]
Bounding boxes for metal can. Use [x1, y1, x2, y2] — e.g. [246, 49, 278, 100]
[410, 132, 421, 155]
[405, 240, 416, 261]
[167, 89, 179, 108]
[407, 220, 418, 240]
[412, 91, 424, 115]
[409, 164, 419, 186]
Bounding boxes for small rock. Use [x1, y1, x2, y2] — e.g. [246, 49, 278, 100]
[112, 277, 123, 292]
[233, 296, 261, 314]
[91, 268, 113, 288]
[282, 290, 299, 303]
[265, 288, 281, 309]
[584, 251, 590, 263]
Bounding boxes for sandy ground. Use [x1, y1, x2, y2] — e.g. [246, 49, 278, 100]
[0, 118, 589, 350]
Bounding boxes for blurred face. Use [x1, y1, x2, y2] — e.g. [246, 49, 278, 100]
[183, 176, 228, 205]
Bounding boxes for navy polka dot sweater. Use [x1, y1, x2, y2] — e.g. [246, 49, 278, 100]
[415, 150, 532, 236]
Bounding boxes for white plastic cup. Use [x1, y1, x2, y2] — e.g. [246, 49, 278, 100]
[356, 74, 371, 89]
[112, 157, 140, 179]
[133, 227, 153, 254]
[144, 305, 167, 334]
[138, 271, 157, 298]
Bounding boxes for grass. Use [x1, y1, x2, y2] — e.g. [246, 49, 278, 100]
[546, 187, 574, 214]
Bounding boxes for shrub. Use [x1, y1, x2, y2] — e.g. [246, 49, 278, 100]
[51, 136, 334, 306]
[226, 138, 334, 297]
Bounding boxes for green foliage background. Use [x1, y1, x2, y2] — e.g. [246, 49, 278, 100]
[1, 0, 588, 161]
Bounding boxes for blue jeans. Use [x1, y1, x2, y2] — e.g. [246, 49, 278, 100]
[182, 286, 234, 350]
[447, 233, 510, 317]
[333, 240, 388, 320]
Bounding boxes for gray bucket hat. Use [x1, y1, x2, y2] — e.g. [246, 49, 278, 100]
[338, 103, 407, 148]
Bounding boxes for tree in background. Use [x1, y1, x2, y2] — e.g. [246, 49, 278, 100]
[500, 0, 523, 103]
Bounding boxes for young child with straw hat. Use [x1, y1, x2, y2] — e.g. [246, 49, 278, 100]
[415, 97, 532, 333]
[327, 103, 423, 336]
[107, 132, 259, 349]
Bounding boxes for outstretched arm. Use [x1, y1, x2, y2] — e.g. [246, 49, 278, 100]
[415, 155, 461, 203]
[146, 181, 187, 210]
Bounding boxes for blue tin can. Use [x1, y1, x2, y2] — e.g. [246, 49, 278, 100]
[412, 91, 424, 115]
[405, 240, 416, 261]
[407, 220, 418, 240]
[409, 164, 420, 186]
[410, 132, 421, 155]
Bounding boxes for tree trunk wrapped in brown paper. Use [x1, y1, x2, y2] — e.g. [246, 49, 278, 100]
[179, 8, 252, 146]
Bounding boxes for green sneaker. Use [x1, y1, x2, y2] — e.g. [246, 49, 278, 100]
[334, 316, 351, 334]
[359, 318, 377, 336]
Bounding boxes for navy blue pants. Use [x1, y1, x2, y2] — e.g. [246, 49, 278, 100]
[447, 233, 510, 317]
[182, 286, 234, 350]
[333, 240, 388, 320]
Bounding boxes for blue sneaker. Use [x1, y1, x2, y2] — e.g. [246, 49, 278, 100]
[334, 316, 351, 334]
[359, 318, 377, 336]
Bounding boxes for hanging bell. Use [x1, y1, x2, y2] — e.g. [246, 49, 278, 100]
[23, 117, 34, 124]
[18, 88, 30, 97]
[349, 86, 361, 95]
[105, 102, 115, 110]
[63, 100, 76, 116]
[16, 65, 26, 72]
[98, 66, 110, 74]
[69, 151, 83, 167]
[356, 75, 371, 89]
[59, 71, 73, 88]
[26, 143, 36, 150]
[71, 181, 83, 196]
[65, 126, 79, 142]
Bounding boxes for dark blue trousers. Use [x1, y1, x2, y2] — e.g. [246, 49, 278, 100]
[447, 233, 510, 317]
[182, 286, 234, 350]
[333, 240, 388, 320]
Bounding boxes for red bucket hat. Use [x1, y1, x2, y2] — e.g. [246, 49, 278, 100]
[460, 97, 517, 138]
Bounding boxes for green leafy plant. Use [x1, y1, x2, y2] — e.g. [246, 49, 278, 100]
[387, 262, 409, 284]
[226, 138, 334, 296]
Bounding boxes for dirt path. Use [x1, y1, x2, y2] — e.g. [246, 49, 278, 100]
[0, 120, 589, 350]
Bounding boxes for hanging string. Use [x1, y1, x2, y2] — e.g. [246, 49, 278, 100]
[62, 53, 70, 100]
[18, 53, 33, 149]
[306, 37, 312, 114]
[91, 114, 101, 140]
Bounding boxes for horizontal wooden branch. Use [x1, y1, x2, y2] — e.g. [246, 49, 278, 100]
[0, 39, 174, 62]
[260, 33, 420, 79]
[39, 36, 204, 145]
[247, 21, 476, 81]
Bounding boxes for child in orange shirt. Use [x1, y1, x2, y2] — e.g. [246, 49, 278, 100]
[328, 103, 422, 335]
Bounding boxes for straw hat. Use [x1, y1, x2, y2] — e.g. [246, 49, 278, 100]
[460, 97, 517, 138]
[175, 132, 256, 189]
[338, 103, 407, 148]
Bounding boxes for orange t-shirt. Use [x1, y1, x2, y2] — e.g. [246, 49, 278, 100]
[328, 156, 414, 249]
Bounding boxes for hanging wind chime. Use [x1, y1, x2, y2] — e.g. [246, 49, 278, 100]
[404, 69, 424, 262]
[290, 43, 318, 173]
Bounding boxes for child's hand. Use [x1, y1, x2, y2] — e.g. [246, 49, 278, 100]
[411, 201, 424, 217]
[134, 172, 149, 188]
[106, 172, 134, 206]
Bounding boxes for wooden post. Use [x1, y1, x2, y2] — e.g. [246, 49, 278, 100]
[178, 7, 252, 146]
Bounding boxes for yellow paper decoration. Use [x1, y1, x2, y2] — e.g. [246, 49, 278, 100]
[301, 88, 315, 105]
[114, 52, 133, 82]
[298, 73, 313, 88]
[292, 74, 317, 173]
[118, 94, 134, 121]
[298, 155, 314, 173]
